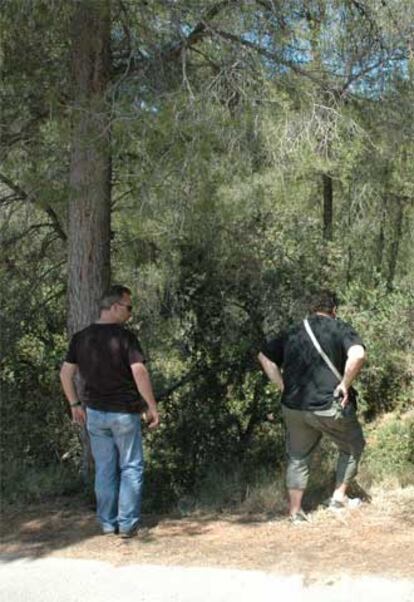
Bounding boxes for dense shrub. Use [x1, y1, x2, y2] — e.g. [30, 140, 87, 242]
[361, 414, 414, 486]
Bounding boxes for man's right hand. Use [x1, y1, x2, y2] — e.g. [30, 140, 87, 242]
[71, 405, 86, 426]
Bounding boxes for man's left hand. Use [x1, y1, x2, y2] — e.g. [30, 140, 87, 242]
[143, 408, 160, 430]
[334, 382, 349, 407]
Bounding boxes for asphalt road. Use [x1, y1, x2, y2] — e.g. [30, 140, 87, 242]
[1, 557, 413, 602]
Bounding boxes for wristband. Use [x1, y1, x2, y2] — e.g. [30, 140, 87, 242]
[70, 401, 82, 408]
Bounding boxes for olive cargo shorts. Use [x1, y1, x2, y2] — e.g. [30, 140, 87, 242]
[282, 404, 366, 490]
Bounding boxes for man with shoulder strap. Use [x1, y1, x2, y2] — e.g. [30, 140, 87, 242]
[258, 290, 366, 524]
[60, 285, 159, 538]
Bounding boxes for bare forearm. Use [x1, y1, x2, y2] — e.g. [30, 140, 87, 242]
[131, 364, 157, 410]
[60, 364, 79, 405]
[341, 345, 366, 388]
[60, 362, 85, 425]
[342, 357, 365, 388]
[258, 352, 284, 391]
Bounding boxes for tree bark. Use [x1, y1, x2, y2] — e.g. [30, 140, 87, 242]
[68, 0, 112, 336]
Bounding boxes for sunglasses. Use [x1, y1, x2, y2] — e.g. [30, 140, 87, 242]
[118, 302, 133, 312]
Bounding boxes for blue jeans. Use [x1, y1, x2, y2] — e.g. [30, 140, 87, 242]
[86, 409, 144, 534]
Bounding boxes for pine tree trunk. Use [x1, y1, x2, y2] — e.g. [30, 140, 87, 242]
[68, 0, 111, 336]
[68, 1, 112, 486]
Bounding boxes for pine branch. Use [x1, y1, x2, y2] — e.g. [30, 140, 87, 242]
[164, 0, 239, 61]
[2, 223, 52, 248]
[115, 0, 240, 77]
[206, 25, 327, 87]
[0, 172, 67, 242]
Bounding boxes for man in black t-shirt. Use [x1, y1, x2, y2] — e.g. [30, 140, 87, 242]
[60, 285, 159, 538]
[258, 291, 366, 523]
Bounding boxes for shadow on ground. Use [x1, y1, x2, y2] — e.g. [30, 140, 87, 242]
[1, 488, 414, 579]
[0, 494, 285, 562]
[1, 496, 101, 561]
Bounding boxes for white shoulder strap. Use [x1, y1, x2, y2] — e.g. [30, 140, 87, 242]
[303, 318, 342, 381]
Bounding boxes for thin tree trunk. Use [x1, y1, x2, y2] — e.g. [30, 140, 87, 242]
[387, 197, 405, 291]
[376, 196, 387, 281]
[68, 0, 112, 336]
[346, 183, 353, 285]
[322, 174, 333, 241]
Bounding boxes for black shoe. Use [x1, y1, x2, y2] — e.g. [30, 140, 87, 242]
[119, 527, 137, 539]
[119, 525, 149, 539]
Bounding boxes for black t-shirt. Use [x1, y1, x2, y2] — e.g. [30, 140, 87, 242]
[65, 323, 146, 413]
[261, 315, 364, 411]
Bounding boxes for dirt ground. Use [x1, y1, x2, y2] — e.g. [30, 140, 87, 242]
[1, 487, 413, 582]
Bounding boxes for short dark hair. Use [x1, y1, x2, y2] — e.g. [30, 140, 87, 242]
[308, 289, 338, 314]
[99, 285, 131, 311]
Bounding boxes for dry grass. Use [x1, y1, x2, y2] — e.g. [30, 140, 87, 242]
[1, 486, 413, 580]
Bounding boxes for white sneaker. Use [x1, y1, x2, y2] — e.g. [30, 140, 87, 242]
[328, 496, 362, 510]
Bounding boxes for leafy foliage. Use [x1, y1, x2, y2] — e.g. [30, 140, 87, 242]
[1, 0, 413, 507]
[362, 415, 414, 486]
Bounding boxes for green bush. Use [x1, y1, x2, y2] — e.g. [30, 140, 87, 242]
[361, 415, 414, 486]
[340, 284, 414, 419]
[1, 461, 83, 507]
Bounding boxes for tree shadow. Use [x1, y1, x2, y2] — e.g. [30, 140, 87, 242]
[0, 495, 163, 562]
[0, 493, 290, 563]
